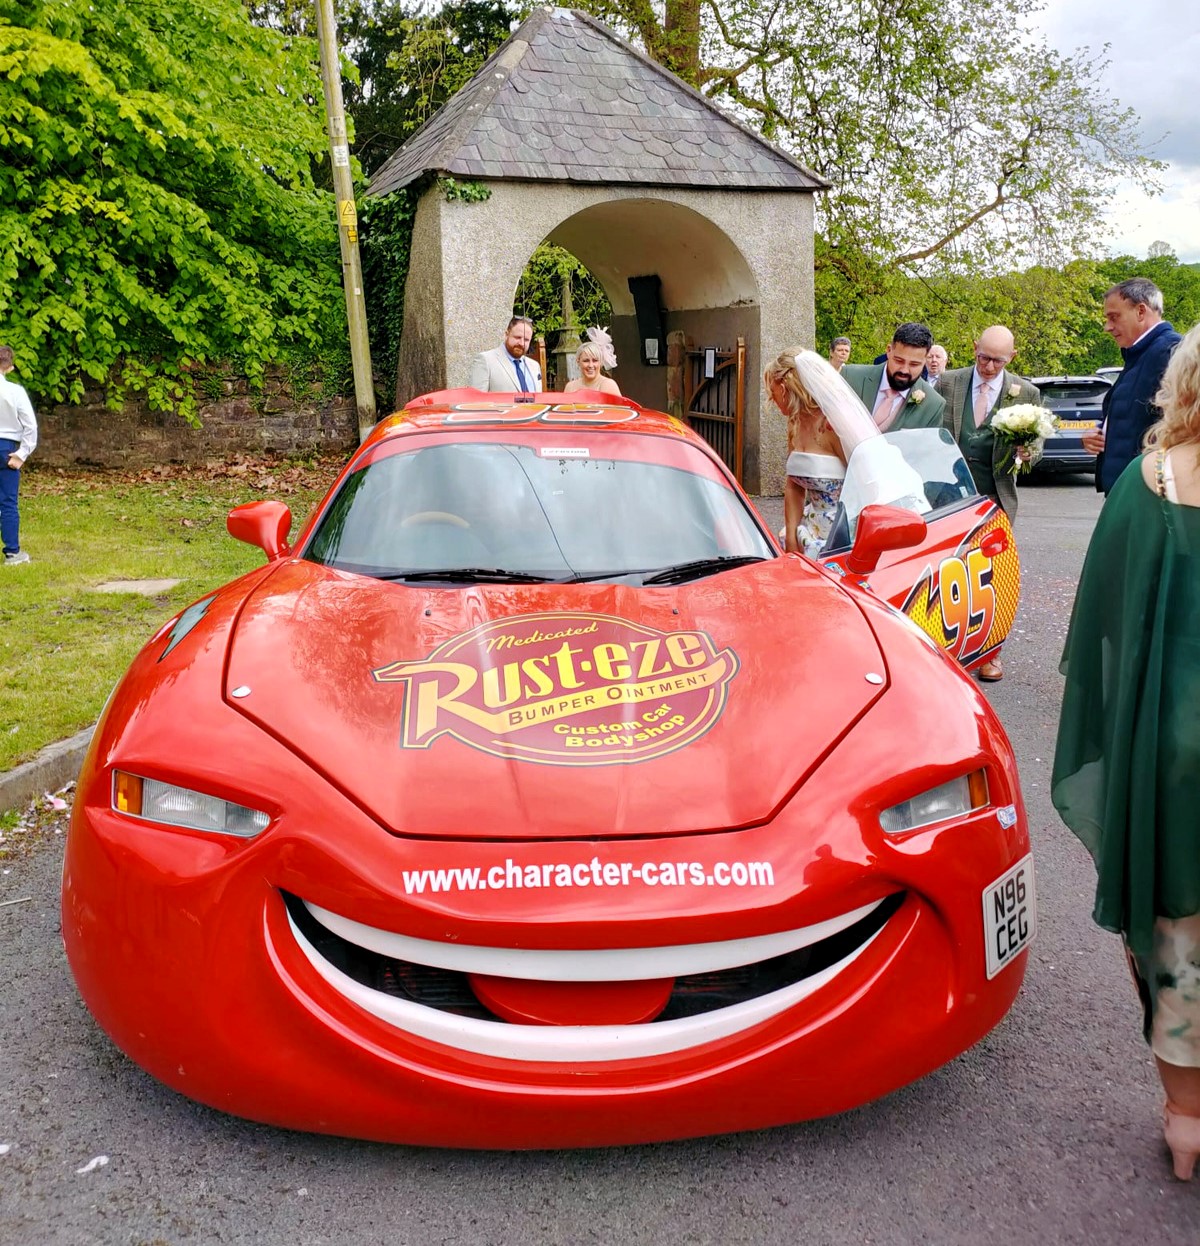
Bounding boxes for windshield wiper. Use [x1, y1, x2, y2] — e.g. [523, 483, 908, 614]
[562, 569, 652, 583]
[384, 567, 566, 584]
[640, 555, 770, 586]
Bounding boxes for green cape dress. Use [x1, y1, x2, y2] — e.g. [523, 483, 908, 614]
[1052, 456, 1200, 958]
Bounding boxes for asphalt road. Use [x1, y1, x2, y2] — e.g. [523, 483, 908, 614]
[2, 476, 1196, 1245]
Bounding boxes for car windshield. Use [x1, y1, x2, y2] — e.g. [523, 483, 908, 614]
[822, 428, 979, 554]
[303, 437, 775, 582]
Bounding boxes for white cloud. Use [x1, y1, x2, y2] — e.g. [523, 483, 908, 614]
[1106, 172, 1200, 262]
[1032, 0, 1200, 262]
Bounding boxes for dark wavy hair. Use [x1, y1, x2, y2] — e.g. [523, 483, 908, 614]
[891, 323, 934, 352]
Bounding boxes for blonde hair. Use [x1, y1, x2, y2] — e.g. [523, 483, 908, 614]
[764, 349, 821, 421]
[1145, 324, 1200, 452]
[575, 342, 604, 368]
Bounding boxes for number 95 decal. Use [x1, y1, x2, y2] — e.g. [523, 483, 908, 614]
[897, 512, 1018, 662]
[938, 547, 995, 660]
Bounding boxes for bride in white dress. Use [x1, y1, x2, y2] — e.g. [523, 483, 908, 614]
[765, 348, 880, 556]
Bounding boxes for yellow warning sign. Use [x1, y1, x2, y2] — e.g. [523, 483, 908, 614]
[338, 200, 357, 228]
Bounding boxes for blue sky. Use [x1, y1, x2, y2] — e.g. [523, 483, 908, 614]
[1033, 0, 1200, 262]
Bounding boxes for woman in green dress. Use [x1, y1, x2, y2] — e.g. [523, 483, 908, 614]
[1053, 323, 1200, 1180]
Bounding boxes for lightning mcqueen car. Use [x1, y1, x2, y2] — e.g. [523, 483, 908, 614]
[63, 393, 1034, 1148]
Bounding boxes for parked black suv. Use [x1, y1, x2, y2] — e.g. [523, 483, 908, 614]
[1029, 375, 1113, 475]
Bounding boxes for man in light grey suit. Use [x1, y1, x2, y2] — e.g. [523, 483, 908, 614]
[840, 323, 946, 432]
[938, 324, 1042, 682]
[468, 316, 543, 392]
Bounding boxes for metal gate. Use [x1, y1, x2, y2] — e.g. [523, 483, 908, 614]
[683, 337, 746, 483]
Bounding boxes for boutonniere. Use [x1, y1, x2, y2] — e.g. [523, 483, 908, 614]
[1007, 383, 1021, 399]
[911, 388, 925, 404]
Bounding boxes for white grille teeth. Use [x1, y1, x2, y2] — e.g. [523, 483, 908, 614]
[284, 898, 891, 1064]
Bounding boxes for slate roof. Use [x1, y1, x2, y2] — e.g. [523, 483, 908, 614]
[367, 7, 826, 196]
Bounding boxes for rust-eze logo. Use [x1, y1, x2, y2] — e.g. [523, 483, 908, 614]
[373, 611, 739, 766]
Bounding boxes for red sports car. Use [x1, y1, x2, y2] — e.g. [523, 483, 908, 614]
[62, 394, 1034, 1148]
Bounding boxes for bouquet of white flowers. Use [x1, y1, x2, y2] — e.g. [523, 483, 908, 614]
[990, 403, 1059, 476]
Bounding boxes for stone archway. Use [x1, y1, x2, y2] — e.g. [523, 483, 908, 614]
[393, 180, 811, 492]
[370, 7, 825, 494]
[545, 197, 759, 413]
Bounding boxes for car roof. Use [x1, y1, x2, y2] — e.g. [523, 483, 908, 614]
[1031, 375, 1113, 386]
[373, 393, 708, 449]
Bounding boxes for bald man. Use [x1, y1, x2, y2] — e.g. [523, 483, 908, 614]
[926, 344, 948, 387]
[938, 325, 1042, 681]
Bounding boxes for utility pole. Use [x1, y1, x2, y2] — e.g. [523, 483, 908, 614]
[314, 0, 376, 442]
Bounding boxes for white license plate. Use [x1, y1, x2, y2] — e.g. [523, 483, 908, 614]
[983, 855, 1036, 979]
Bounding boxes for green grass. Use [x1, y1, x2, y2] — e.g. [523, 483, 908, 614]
[1, 458, 338, 771]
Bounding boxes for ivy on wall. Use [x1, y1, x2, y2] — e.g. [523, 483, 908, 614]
[358, 184, 421, 400]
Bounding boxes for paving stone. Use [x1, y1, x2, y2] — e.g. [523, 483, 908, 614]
[91, 579, 181, 595]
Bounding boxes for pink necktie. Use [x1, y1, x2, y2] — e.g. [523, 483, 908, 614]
[873, 387, 900, 430]
[974, 381, 992, 428]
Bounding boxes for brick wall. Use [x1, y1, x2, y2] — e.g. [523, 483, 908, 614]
[35, 367, 360, 468]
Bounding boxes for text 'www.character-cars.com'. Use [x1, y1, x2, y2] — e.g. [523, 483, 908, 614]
[402, 859, 776, 895]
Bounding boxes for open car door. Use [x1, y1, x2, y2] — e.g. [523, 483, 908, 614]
[819, 429, 1020, 674]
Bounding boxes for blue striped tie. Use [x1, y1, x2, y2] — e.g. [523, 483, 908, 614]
[514, 357, 529, 392]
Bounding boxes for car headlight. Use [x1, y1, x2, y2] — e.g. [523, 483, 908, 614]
[113, 772, 270, 837]
[879, 770, 988, 834]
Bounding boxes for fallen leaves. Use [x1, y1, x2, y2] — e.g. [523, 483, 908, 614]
[26, 453, 344, 499]
[0, 783, 75, 862]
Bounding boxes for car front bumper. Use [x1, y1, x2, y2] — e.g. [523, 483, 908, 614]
[63, 775, 1032, 1148]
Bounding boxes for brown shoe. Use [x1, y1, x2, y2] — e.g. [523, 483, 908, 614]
[978, 657, 1003, 682]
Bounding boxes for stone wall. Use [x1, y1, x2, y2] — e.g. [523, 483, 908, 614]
[35, 367, 359, 468]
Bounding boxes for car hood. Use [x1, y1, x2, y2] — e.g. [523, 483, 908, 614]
[225, 558, 888, 840]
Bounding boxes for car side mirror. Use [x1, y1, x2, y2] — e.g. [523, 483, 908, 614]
[844, 504, 927, 575]
[227, 500, 292, 561]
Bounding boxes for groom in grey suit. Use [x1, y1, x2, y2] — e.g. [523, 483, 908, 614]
[468, 316, 543, 392]
[840, 323, 946, 431]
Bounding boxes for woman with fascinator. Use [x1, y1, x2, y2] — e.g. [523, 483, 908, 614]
[765, 348, 881, 556]
[565, 327, 621, 396]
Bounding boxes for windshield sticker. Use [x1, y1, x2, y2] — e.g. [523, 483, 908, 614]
[374, 611, 739, 766]
[538, 446, 590, 458]
[443, 403, 638, 426]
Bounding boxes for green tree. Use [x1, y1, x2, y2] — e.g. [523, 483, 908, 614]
[1082, 251, 1200, 370]
[358, 182, 421, 394]
[578, 0, 1158, 341]
[245, 0, 514, 175]
[330, 2, 516, 388]
[516, 244, 614, 340]
[245, 1, 521, 393]
[0, 0, 345, 414]
[342, 0, 514, 175]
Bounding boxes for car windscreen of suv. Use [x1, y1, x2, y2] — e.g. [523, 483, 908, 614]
[304, 439, 776, 582]
[1039, 382, 1108, 407]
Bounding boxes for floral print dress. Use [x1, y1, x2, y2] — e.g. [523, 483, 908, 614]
[786, 451, 846, 557]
